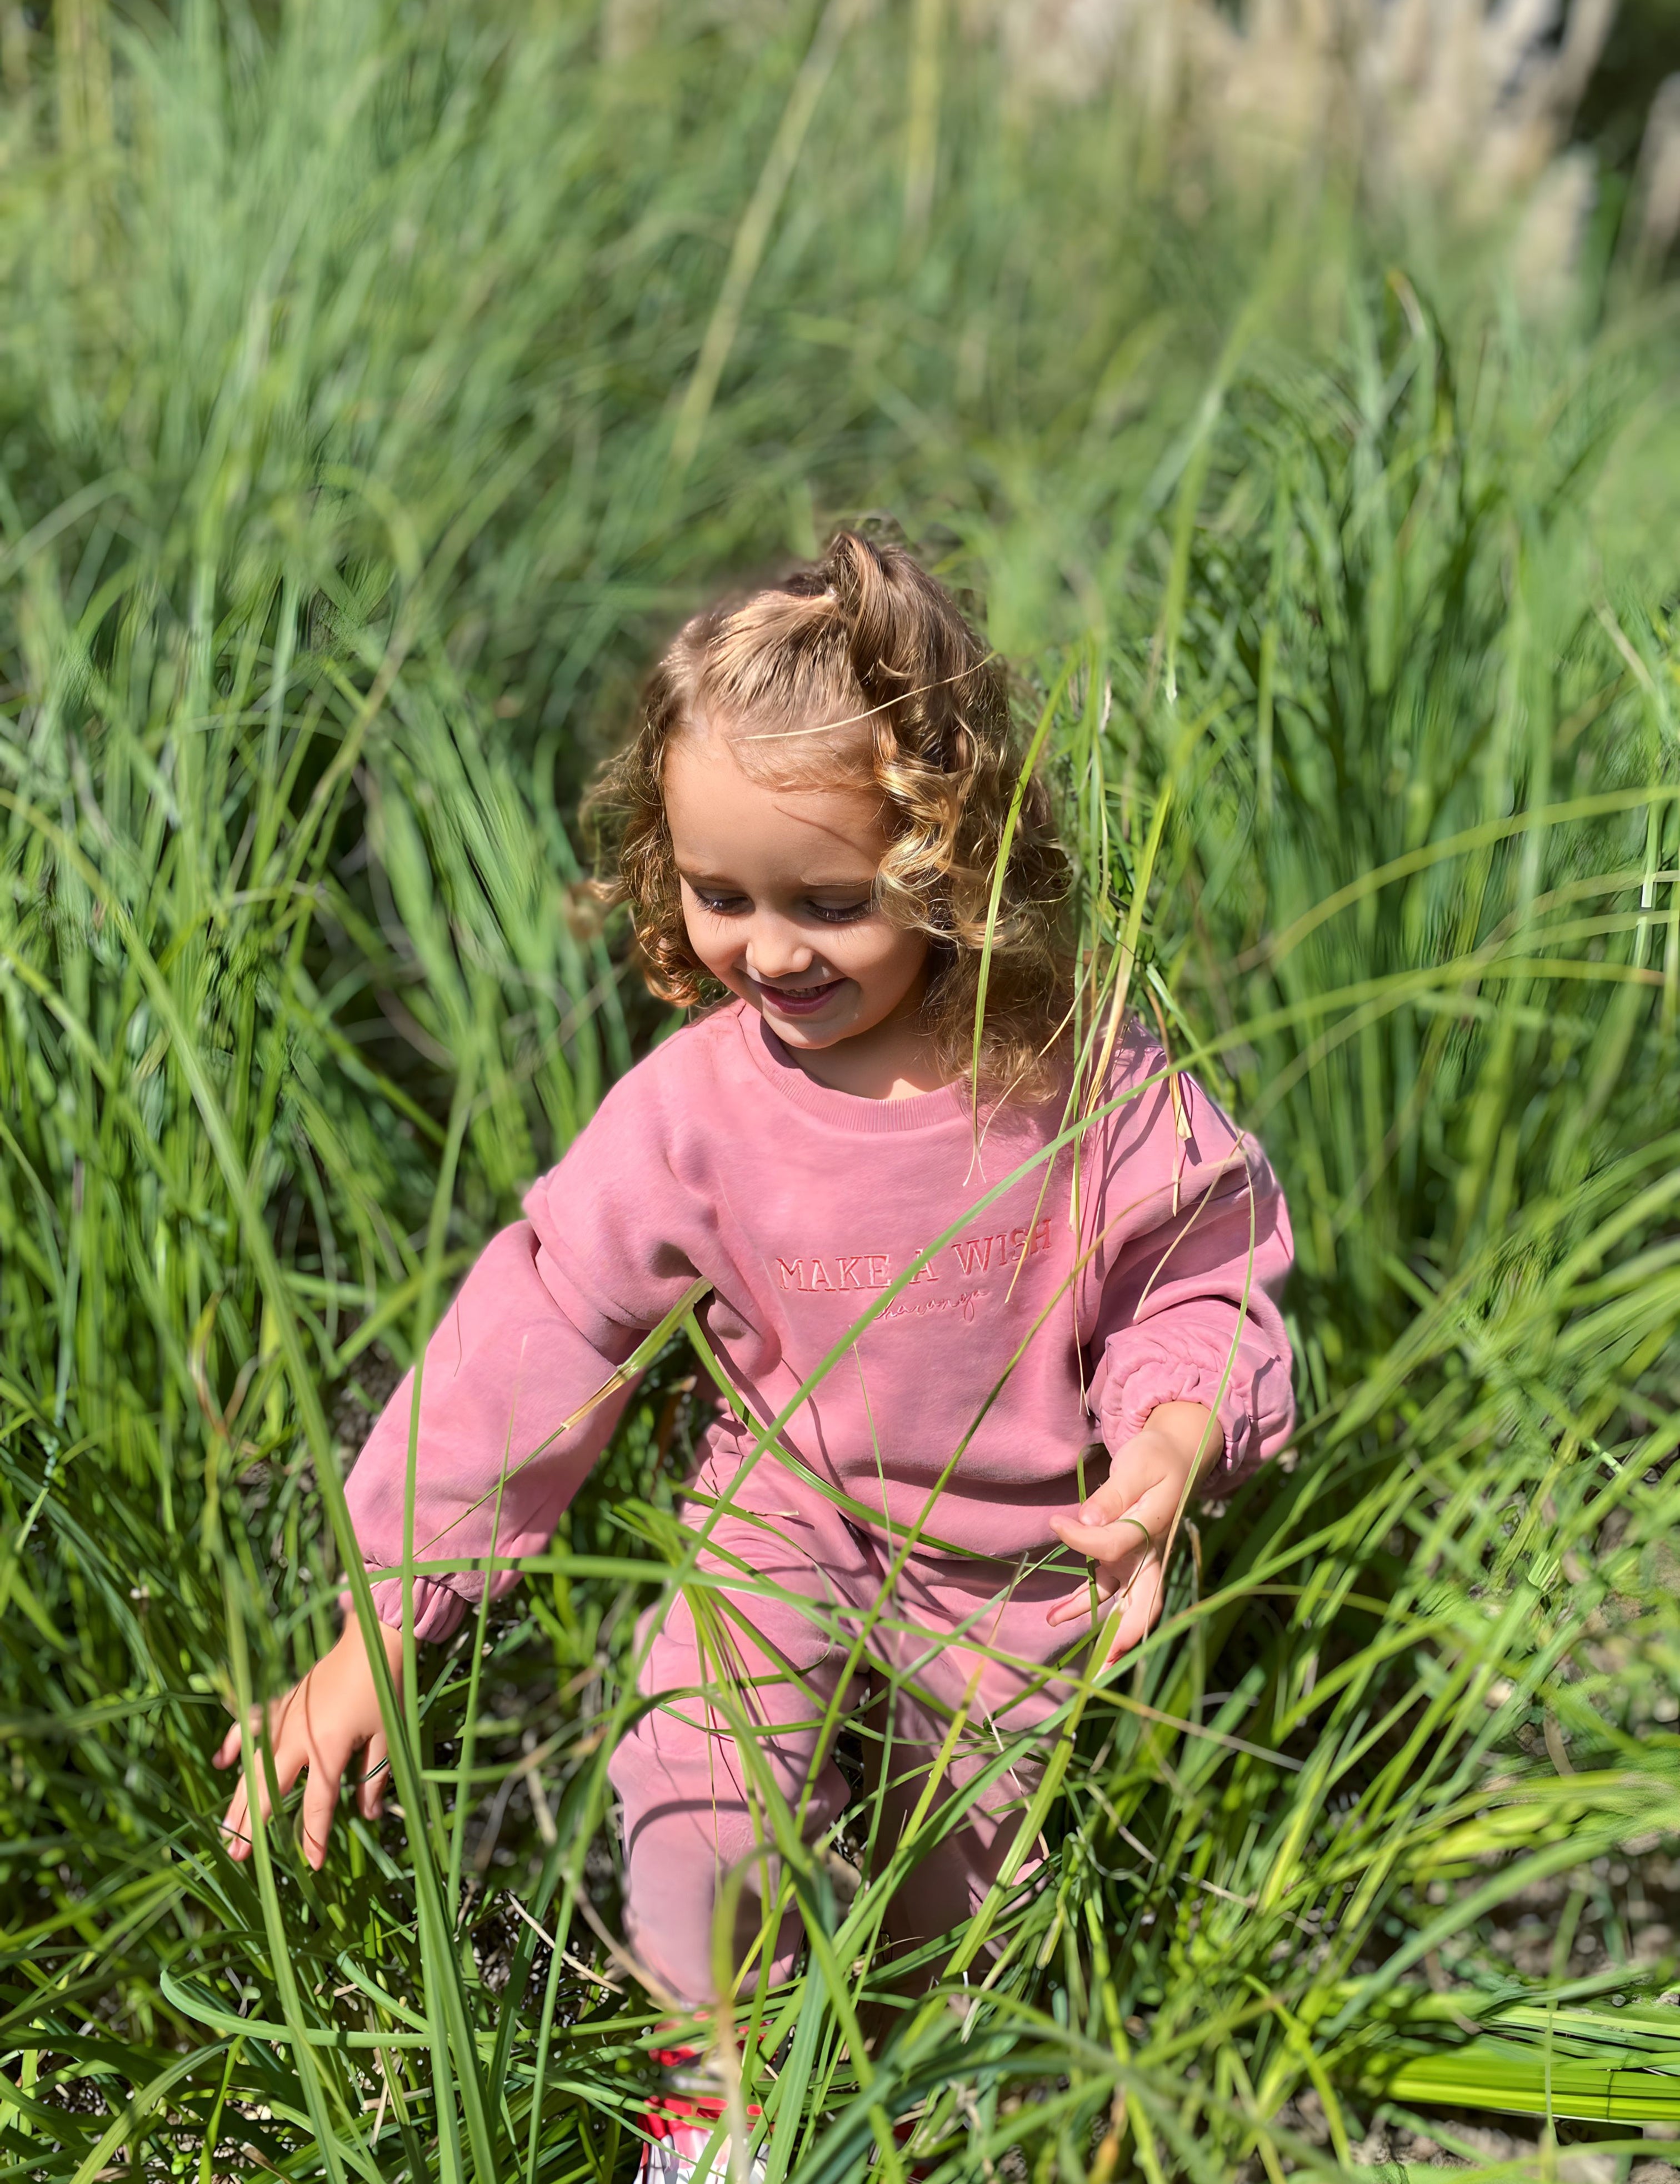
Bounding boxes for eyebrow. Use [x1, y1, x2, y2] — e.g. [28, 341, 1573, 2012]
[677, 868, 874, 892]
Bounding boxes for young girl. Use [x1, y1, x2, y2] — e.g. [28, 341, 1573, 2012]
[218, 531, 1294, 2157]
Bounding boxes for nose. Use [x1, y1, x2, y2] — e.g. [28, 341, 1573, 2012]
[743, 913, 819, 984]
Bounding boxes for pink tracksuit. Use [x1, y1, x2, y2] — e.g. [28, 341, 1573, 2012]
[343, 1002, 1294, 2002]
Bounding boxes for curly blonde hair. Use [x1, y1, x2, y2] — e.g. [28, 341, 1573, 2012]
[585, 529, 1073, 1098]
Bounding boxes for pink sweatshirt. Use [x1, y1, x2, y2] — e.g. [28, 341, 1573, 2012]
[344, 1002, 1296, 1640]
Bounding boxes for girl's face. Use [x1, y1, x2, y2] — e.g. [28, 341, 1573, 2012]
[664, 724, 930, 1057]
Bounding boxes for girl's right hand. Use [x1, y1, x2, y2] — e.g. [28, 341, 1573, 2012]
[216, 1617, 407, 1870]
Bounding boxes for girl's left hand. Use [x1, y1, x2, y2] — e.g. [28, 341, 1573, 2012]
[1046, 1402, 1218, 1663]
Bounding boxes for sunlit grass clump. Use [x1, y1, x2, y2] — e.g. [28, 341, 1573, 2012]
[3, 2, 1680, 2178]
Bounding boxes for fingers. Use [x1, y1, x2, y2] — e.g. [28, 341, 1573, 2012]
[214, 1698, 273, 1772]
[1046, 1482, 1177, 1652]
[219, 1712, 393, 1863]
[215, 1624, 407, 1866]
[1047, 1563, 1167, 1658]
[1069, 1473, 1147, 1527]
[299, 1741, 354, 1870]
[1048, 1510, 1157, 1588]
[214, 1689, 315, 1861]
[291, 1663, 366, 1868]
[219, 1700, 286, 1861]
[219, 1700, 302, 1859]
[220, 1722, 351, 1867]
[1103, 1563, 1167, 1665]
[1044, 1555, 1124, 1627]
[221, 1729, 380, 1865]
[358, 1731, 390, 1822]
[1051, 1470, 1187, 1566]
[221, 1776, 253, 1861]
[1044, 1551, 1158, 1630]
[1047, 1509, 1150, 1629]
[1050, 1512, 1150, 1561]
[221, 1736, 299, 1861]
[1078, 1447, 1170, 1526]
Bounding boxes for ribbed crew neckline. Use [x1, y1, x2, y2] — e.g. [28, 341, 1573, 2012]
[732, 1003, 972, 1135]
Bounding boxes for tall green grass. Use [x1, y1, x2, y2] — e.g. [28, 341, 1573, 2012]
[3, 2, 1680, 2177]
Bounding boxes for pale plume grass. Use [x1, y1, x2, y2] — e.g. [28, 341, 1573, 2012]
[981, 0, 1618, 300]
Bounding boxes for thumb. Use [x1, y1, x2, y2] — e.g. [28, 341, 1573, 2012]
[214, 1702, 267, 1771]
[1063, 1482, 1120, 1528]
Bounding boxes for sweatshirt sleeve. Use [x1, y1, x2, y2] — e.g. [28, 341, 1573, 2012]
[341, 1058, 709, 1641]
[1081, 1035, 1296, 1492]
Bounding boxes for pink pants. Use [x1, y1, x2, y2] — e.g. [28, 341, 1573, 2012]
[606, 1444, 1089, 2007]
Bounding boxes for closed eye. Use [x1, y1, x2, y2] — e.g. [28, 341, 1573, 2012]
[683, 882, 873, 923]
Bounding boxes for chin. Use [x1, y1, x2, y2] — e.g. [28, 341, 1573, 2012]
[765, 1016, 845, 1048]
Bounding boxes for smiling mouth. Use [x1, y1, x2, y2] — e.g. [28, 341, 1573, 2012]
[753, 975, 846, 1015]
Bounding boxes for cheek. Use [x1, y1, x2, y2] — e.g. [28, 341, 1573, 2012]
[849, 923, 927, 990]
[681, 908, 732, 976]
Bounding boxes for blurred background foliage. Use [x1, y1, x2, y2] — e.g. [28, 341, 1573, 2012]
[4, 0, 1680, 2177]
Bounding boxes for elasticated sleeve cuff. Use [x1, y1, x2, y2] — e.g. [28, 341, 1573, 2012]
[1098, 1335, 1294, 1492]
[1102, 1358, 1244, 1479]
[338, 1567, 519, 1645]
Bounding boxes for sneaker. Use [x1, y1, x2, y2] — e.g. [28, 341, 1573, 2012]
[639, 2045, 766, 2183]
